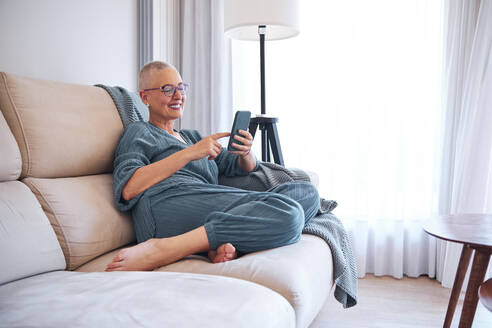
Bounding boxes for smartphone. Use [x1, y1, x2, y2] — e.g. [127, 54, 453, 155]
[227, 111, 251, 151]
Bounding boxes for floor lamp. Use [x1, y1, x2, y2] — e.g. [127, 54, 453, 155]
[224, 0, 300, 166]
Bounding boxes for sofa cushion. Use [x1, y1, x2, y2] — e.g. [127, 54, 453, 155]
[76, 234, 334, 328]
[23, 174, 135, 270]
[0, 72, 123, 178]
[0, 110, 21, 181]
[0, 271, 295, 328]
[0, 181, 65, 285]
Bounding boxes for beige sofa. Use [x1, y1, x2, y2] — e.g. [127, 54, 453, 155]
[0, 72, 334, 328]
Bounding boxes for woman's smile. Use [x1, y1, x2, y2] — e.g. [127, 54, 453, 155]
[168, 102, 182, 110]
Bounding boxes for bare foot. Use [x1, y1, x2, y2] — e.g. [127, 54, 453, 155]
[208, 243, 237, 263]
[105, 238, 182, 271]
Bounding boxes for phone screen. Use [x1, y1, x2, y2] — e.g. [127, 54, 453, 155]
[227, 111, 251, 151]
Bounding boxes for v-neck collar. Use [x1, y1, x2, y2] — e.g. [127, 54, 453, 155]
[148, 122, 188, 145]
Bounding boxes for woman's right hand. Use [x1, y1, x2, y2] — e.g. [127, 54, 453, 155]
[187, 132, 230, 160]
[122, 132, 230, 201]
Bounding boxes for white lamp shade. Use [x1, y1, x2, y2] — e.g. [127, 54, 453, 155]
[224, 0, 300, 41]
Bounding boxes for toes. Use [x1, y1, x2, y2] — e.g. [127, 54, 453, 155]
[210, 243, 238, 263]
[212, 252, 236, 263]
[106, 261, 123, 271]
[224, 243, 235, 253]
[213, 256, 225, 264]
[112, 251, 126, 262]
[105, 266, 125, 272]
[218, 243, 235, 253]
[212, 253, 225, 264]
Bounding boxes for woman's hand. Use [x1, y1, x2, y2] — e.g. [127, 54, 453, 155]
[231, 130, 257, 172]
[229, 129, 253, 158]
[187, 132, 230, 160]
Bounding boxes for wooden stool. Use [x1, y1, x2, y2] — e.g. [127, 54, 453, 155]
[479, 278, 492, 312]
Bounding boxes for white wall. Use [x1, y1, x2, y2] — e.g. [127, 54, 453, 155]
[0, 0, 139, 91]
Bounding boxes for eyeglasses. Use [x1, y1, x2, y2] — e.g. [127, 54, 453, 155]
[142, 83, 190, 97]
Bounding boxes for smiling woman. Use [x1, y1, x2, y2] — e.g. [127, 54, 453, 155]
[104, 60, 323, 273]
[232, 0, 444, 279]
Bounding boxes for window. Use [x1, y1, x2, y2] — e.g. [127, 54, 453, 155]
[232, 0, 443, 221]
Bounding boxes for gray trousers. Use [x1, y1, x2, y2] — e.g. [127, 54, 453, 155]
[150, 181, 320, 253]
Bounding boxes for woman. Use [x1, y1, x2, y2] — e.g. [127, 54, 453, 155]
[106, 61, 320, 271]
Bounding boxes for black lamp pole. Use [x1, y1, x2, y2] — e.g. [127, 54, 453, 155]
[248, 25, 284, 165]
[259, 25, 266, 115]
[259, 25, 268, 161]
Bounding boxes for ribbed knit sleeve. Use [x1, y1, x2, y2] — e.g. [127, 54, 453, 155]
[112, 122, 155, 211]
[214, 148, 256, 177]
[181, 129, 257, 177]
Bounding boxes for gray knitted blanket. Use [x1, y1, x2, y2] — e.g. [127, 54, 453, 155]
[100, 86, 357, 308]
[95, 85, 149, 127]
[220, 162, 358, 308]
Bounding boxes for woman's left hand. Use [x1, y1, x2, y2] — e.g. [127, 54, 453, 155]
[230, 129, 253, 158]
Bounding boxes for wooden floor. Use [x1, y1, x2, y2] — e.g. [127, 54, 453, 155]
[310, 274, 492, 328]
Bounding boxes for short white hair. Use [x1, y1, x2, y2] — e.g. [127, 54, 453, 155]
[139, 61, 174, 90]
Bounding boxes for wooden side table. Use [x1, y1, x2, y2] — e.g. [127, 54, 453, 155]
[423, 214, 492, 328]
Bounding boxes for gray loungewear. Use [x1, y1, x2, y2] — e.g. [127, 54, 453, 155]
[113, 121, 320, 253]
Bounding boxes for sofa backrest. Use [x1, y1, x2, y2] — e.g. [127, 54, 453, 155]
[0, 72, 124, 179]
[0, 110, 66, 285]
[0, 72, 135, 271]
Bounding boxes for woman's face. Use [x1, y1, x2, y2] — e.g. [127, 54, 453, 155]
[143, 67, 186, 122]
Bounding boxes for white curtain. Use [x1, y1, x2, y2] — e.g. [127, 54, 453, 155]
[437, 0, 492, 287]
[175, 0, 492, 285]
[179, 0, 233, 136]
[232, 0, 443, 279]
